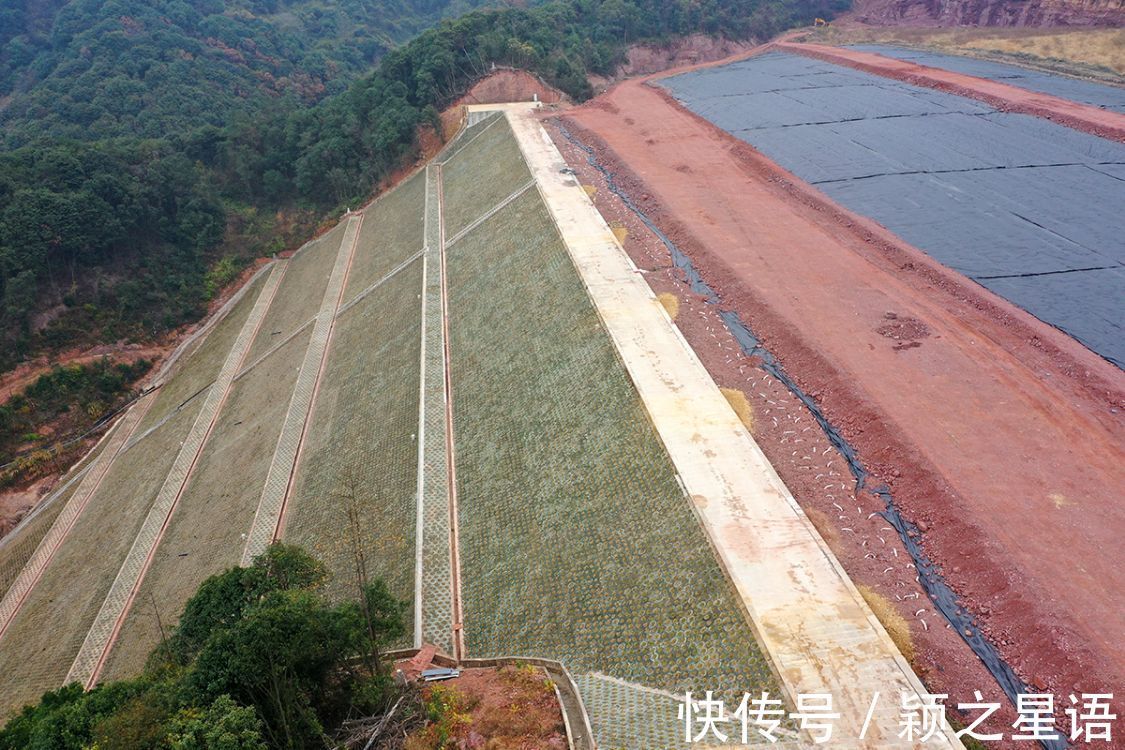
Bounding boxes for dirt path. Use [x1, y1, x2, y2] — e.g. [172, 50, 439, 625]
[776, 41, 1125, 141]
[559, 78, 1125, 719]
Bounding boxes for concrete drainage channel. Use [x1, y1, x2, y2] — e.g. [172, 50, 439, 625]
[554, 121, 1062, 750]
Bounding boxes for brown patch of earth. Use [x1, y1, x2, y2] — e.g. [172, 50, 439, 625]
[398, 661, 567, 750]
[0, 476, 54, 538]
[455, 68, 564, 107]
[546, 67, 1125, 740]
[0, 345, 164, 405]
[585, 34, 769, 96]
[437, 69, 567, 142]
[877, 312, 931, 351]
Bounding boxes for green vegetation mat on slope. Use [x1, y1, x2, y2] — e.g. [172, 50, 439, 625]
[136, 271, 267, 435]
[100, 328, 314, 682]
[244, 225, 344, 364]
[435, 112, 502, 164]
[447, 187, 776, 695]
[440, 117, 533, 237]
[0, 399, 206, 720]
[0, 472, 83, 603]
[342, 170, 426, 302]
[286, 261, 423, 643]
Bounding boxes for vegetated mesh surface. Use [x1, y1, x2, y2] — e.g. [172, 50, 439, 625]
[661, 51, 1125, 366]
[244, 222, 344, 363]
[846, 44, 1125, 111]
[136, 272, 266, 435]
[0, 399, 205, 720]
[0, 434, 113, 602]
[447, 188, 776, 697]
[440, 116, 532, 237]
[285, 261, 422, 645]
[343, 170, 425, 303]
[100, 328, 313, 682]
[437, 112, 502, 165]
[0, 479, 81, 603]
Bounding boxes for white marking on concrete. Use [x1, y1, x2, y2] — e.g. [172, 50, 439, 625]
[503, 104, 963, 749]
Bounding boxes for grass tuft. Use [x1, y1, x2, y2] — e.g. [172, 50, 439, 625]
[720, 387, 753, 432]
[657, 292, 679, 320]
[857, 583, 914, 665]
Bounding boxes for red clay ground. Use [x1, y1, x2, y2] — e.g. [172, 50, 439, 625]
[396, 658, 568, 750]
[778, 41, 1125, 141]
[550, 68, 1125, 738]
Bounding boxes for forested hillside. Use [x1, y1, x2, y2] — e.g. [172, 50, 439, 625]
[0, 0, 847, 376]
[0, 0, 490, 144]
[0, 0, 497, 371]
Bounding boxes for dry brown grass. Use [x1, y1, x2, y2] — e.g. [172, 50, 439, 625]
[720, 387, 753, 432]
[857, 583, 915, 664]
[962, 30, 1125, 75]
[610, 224, 629, 244]
[814, 26, 1125, 79]
[657, 292, 680, 320]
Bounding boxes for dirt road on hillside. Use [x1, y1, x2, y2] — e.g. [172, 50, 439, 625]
[560, 78, 1125, 715]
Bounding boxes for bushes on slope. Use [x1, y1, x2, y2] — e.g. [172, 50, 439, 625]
[0, 544, 407, 750]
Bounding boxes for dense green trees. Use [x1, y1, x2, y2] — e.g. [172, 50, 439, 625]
[0, 140, 224, 364]
[0, 0, 847, 372]
[0, 544, 406, 750]
[0, 0, 496, 144]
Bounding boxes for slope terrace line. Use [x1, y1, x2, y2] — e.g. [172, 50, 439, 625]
[242, 213, 364, 562]
[0, 394, 154, 640]
[66, 260, 288, 688]
[499, 103, 963, 748]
